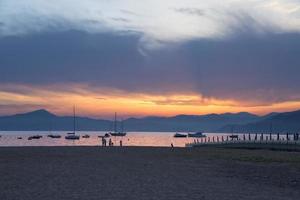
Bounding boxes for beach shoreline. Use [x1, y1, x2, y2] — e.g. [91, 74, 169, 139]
[1, 146, 299, 200]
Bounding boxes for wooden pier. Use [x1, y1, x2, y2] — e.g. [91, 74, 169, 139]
[186, 133, 300, 151]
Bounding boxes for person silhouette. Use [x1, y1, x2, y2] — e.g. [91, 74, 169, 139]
[102, 137, 106, 147]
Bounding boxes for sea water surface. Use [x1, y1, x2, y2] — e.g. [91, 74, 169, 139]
[0, 131, 289, 147]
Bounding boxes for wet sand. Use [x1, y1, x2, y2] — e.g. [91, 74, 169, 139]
[0, 146, 299, 200]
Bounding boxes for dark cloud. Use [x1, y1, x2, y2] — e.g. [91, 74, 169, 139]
[224, 11, 278, 36]
[173, 8, 206, 16]
[111, 17, 131, 23]
[0, 30, 194, 93]
[82, 19, 102, 25]
[183, 32, 300, 102]
[0, 28, 300, 105]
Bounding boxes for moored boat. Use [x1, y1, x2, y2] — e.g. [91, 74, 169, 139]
[82, 134, 90, 138]
[65, 106, 80, 140]
[110, 132, 126, 137]
[229, 134, 239, 139]
[65, 135, 80, 140]
[174, 133, 187, 138]
[48, 134, 61, 139]
[108, 112, 127, 137]
[28, 135, 42, 140]
[188, 132, 206, 138]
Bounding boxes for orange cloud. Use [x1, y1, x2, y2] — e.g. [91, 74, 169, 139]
[1, 84, 300, 118]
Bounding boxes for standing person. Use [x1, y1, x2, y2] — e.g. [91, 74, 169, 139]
[109, 138, 112, 146]
[120, 140, 123, 147]
[102, 137, 106, 147]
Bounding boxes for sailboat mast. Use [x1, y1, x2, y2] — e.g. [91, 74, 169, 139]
[114, 112, 117, 133]
[73, 106, 76, 134]
[49, 118, 52, 134]
[121, 119, 124, 133]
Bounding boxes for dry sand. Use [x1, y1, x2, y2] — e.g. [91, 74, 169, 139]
[0, 146, 299, 200]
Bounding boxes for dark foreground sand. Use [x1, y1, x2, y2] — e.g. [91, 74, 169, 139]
[0, 146, 299, 200]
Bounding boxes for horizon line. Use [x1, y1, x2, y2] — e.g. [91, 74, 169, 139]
[1, 107, 299, 120]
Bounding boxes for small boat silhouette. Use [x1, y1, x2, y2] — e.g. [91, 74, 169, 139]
[28, 135, 42, 140]
[174, 133, 187, 138]
[188, 132, 206, 138]
[47, 134, 61, 139]
[82, 134, 90, 138]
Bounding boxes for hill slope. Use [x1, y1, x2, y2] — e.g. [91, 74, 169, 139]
[0, 109, 261, 131]
[219, 110, 300, 133]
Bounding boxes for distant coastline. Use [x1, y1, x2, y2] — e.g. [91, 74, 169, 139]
[0, 109, 300, 132]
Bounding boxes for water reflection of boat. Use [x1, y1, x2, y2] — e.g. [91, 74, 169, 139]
[65, 106, 80, 140]
[174, 133, 187, 138]
[188, 132, 206, 138]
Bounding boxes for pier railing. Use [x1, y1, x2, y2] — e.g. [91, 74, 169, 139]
[186, 134, 300, 150]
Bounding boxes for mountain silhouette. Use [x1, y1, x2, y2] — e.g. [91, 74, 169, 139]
[218, 110, 300, 133]
[123, 112, 260, 132]
[0, 109, 110, 131]
[0, 109, 300, 132]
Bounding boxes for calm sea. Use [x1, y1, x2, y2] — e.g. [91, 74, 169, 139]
[0, 131, 286, 147]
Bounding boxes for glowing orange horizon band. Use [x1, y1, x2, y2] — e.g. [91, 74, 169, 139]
[0, 85, 300, 119]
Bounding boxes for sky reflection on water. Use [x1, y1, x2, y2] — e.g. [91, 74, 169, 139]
[0, 131, 288, 147]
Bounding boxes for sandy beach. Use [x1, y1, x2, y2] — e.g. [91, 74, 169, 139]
[0, 146, 299, 200]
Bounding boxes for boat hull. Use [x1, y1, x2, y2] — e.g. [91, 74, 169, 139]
[48, 135, 61, 139]
[174, 133, 187, 138]
[28, 135, 43, 140]
[65, 135, 80, 140]
[229, 135, 239, 139]
[188, 134, 206, 138]
[110, 132, 127, 137]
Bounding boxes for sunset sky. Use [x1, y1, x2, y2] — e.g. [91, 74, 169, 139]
[1, 0, 300, 119]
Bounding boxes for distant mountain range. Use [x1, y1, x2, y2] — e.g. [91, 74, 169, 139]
[219, 110, 300, 133]
[0, 109, 299, 132]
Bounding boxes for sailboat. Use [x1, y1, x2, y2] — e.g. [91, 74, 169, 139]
[65, 106, 80, 140]
[109, 112, 127, 137]
[188, 132, 206, 138]
[47, 118, 61, 138]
